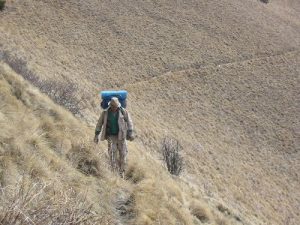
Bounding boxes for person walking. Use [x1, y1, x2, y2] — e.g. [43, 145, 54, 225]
[94, 97, 134, 178]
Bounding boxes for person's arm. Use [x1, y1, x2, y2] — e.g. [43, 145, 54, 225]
[94, 111, 105, 143]
[125, 111, 134, 141]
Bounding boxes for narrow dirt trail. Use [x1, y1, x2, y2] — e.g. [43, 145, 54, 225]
[115, 188, 135, 225]
[124, 48, 299, 88]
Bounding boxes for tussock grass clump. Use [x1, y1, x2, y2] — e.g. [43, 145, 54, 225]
[67, 141, 102, 177]
[0, 177, 102, 225]
[189, 200, 212, 223]
[161, 137, 183, 176]
[125, 162, 146, 183]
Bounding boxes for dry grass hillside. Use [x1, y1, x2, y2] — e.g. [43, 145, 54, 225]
[0, 0, 300, 224]
[0, 62, 243, 224]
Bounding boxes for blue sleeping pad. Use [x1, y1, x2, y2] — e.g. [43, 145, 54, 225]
[100, 90, 127, 109]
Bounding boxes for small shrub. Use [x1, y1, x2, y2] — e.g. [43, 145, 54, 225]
[161, 137, 183, 176]
[1, 52, 85, 116]
[0, 0, 5, 11]
[40, 79, 85, 116]
[260, 0, 269, 3]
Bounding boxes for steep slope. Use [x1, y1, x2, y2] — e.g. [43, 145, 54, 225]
[0, 62, 116, 224]
[126, 50, 300, 225]
[1, 0, 299, 116]
[0, 0, 299, 224]
[0, 62, 244, 225]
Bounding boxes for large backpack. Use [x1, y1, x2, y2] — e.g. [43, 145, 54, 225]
[100, 90, 127, 109]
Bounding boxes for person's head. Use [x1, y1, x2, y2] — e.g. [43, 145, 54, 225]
[109, 97, 121, 111]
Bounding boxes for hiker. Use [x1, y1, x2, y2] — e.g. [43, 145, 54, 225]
[94, 97, 134, 178]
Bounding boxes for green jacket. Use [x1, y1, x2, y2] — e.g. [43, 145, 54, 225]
[95, 107, 133, 141]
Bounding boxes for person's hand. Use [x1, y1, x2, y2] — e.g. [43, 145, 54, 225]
[128, 135, 134, 141]
[94, 135, 99, 144]
[126, 130, 135, 141]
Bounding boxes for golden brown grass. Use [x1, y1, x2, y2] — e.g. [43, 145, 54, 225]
[0, 63, 115, 224]
[0, 0, 299, 224]
[0, 176, 104, 225]
[0, 62, 237, 224]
